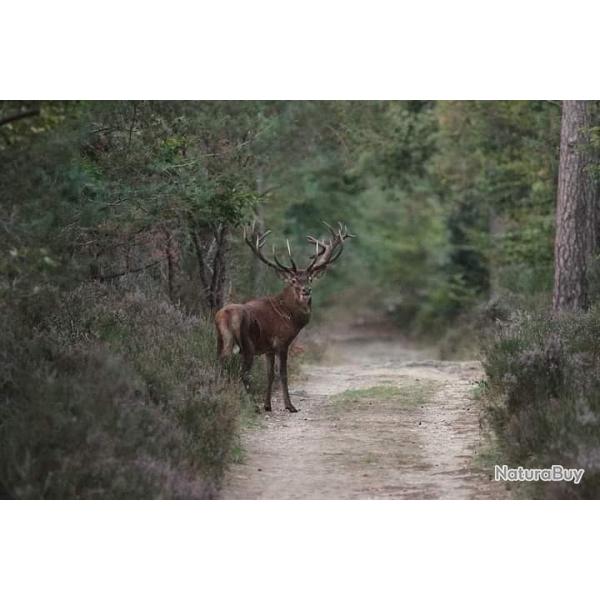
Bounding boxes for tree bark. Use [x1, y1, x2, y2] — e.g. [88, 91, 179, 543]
[189, 222, 229, 313]
[251, 171, 266, 295]
[189, 224, 212, 311]
[210, 224, 229, 311]
[552, 101, 598, 311]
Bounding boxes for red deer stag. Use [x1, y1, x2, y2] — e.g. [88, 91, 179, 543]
[215, 222, 353, 412]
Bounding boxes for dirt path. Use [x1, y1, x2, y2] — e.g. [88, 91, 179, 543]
[221, 327, 508, 499]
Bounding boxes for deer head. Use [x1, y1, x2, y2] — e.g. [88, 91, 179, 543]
[244, 221, 354, 306]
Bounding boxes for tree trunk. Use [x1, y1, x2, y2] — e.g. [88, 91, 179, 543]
[488, 206, 503, 301]
[251, 172, 266, 295]
[552, 101, 598, 311]
[210, 224, 229, 311]
[163, 227, 176, 303]
[189, 222, 229, 313]
[189, 224, 212, 312]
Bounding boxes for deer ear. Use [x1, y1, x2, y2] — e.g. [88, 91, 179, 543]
[311, 267, 327, 280]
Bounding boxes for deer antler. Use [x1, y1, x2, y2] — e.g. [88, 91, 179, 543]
[306, 221, 354, 275]
[243, 224, 297, 274]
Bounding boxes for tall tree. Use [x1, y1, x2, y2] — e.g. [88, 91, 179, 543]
[553, 100, 598, 311]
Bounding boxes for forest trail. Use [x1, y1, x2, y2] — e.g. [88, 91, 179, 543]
[220, 325, 509, 499]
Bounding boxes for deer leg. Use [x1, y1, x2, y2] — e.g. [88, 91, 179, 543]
[239, 326, 255, 393]
[234, 312, 253, 392]
[216, 333, 223, 359]
[214, 332, 228, 384]
[264, 353, 275, 412]
[279, 349, 297, 413]
[241, 349, 254, 392]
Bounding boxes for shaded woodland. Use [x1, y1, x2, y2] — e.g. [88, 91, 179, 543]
[1, 100, 599, 498]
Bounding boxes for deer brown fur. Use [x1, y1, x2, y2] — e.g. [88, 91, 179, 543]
[215, 222, 353, 412]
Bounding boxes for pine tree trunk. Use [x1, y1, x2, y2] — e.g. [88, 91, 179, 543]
[552, 101, 597, 311]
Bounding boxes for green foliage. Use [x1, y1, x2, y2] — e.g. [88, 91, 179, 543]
[433, 101, 559, 301]
[263, 100, 560, 335]
[481, 307, 600, 499]
[1, 100, 563, 333]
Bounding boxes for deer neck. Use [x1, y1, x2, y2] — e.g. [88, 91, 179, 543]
[274, 286, 311, 327]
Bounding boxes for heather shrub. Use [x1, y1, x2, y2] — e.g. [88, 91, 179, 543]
[0, 282, 246, 499]
[481, 306, 600, 498]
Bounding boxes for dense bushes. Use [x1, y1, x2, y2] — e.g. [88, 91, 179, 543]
[482, 306, 600, 498]
[0, 282, 245, 499]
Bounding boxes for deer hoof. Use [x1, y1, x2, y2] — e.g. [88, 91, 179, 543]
[286, 405, 298, 413]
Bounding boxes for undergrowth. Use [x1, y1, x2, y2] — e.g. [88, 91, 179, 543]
[0, 281, 254, 499]
[481, 305, 600, 499]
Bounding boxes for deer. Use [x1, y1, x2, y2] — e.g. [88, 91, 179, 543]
[214, 222, 354, 413]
